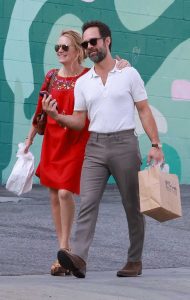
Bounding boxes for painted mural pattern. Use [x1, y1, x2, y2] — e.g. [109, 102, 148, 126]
[1, 0, 190, 184]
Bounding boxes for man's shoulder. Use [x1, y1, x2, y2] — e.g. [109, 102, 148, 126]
[122, 66, 143, 81]
[122, 66, 139, 75]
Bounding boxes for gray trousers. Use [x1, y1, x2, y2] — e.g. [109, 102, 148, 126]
[72, 130, 145, 262]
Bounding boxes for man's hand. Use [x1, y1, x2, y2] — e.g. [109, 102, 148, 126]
[42, 94, 58, 120]
[147, 147, 164, 165]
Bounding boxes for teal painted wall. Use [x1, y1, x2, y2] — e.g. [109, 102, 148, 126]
[0, 0, 190, 184]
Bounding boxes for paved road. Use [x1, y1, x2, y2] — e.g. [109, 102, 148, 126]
[0, 184, 190, 299]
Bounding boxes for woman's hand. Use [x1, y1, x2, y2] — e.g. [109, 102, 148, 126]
[42, 94, 58, 120]
[24, 137, 33, 153]
[115, 55, 131, 69]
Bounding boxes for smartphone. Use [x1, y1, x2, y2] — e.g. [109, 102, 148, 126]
[39, 90, 49, 97]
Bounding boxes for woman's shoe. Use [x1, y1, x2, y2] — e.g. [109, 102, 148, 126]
[50, 259, 72, 276]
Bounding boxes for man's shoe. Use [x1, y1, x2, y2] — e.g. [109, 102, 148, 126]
[117, 261, 142, 277]
[57, 249, 86, 278]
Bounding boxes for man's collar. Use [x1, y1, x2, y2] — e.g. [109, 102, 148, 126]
[90, 66, 98, 78]
[110, 59, 122, 73]
[89, 60, 122, 78]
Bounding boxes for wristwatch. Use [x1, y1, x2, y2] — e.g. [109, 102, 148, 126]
[151, 143, 162, 149]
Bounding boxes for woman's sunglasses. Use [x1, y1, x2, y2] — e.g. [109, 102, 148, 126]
[81, 37, 104, 49]
[54, 44, 70, 52]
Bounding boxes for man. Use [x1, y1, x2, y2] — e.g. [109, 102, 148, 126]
[43, 21, 164, 278]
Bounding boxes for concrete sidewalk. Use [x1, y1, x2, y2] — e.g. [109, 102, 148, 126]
[0, 184, 190, 299]
[0, 268, 190, 300]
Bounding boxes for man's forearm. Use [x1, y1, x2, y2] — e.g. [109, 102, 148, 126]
[143, 117, 160, 144]
[55, 114, 85, 130]
[138, 105, 160, 144]
[42, 95, 87, 130]
[136, 100, 164, 163]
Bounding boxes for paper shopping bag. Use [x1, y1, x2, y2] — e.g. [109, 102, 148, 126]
[138, 166, 182, 222]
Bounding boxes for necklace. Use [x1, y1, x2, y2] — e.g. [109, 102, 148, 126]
[54, 67, 83, 90]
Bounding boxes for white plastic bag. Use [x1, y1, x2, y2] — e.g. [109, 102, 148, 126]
[6, 143, 34, 196]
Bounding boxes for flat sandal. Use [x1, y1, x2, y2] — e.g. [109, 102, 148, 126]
[50, 259, 71, 276]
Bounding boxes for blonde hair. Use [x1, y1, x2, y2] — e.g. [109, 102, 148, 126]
[60, 30, 86, 64]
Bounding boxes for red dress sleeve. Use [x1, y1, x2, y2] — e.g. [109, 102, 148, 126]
[32, 69, 57, 126]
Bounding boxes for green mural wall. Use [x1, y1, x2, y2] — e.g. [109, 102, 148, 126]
[0, 0, 190, 184]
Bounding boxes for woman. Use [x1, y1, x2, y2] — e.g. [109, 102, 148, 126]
[25, 29, 129, 276]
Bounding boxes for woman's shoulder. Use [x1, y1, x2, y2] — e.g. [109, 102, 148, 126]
[84, 67, 90, 73]
[46, 68, 59, 79]
[79, 67, 90, 78]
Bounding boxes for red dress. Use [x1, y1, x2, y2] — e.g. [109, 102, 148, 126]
[33, 68, 90, 194]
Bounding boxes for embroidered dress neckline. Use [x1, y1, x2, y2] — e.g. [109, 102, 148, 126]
[53, 68, 88, 90]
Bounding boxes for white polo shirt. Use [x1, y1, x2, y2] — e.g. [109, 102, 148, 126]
[74, 63, 147, 133]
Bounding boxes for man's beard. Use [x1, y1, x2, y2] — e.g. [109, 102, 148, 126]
[88, 48, 107, 63]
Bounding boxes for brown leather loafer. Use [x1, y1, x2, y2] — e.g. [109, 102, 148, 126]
[57, 249, 86, 278]
[117, 261, 142, 277]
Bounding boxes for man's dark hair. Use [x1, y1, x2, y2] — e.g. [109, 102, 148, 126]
[82, 20, 112, 50]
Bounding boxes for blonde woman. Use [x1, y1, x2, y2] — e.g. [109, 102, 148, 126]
[25, 29, 129, 276]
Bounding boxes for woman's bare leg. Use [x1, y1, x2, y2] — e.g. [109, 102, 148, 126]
[49, 188, 62, 246]
[58, 189, 75, 250]
[49, 188, 73, 275]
